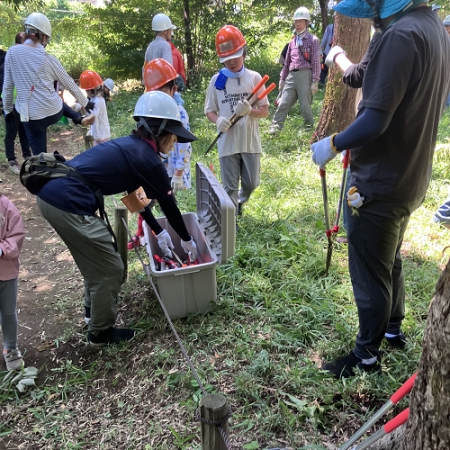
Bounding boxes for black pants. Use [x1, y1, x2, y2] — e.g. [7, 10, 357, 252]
[4, 108, 31, 161]
[23, 109, 63, 155]
[347, 195, 424, 359]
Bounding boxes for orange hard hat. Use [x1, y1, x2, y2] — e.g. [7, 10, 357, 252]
[79, 70, 103, 90]
[215, 25, 246, 63]
[143, 59, 177, 92]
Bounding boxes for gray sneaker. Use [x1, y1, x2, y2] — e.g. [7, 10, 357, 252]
[268, 124, 280, 135]
[3, 348, 24, 371]
[8, 160, 20, 175]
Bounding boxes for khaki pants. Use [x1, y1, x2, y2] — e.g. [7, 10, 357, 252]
[272, 69, 313, 129]
[37, 198, 124, 334]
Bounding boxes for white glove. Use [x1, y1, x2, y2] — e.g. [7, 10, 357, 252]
[311, 81, 319, 96]
[181, 238, 197, 263]
[171, 175, 184, 193]
[234, 100, 252, 116]
[311, 136, 338, 170]
[325, 46, 346, 68]
[216, 116, 232, 133]
[156, 229, 174, 257]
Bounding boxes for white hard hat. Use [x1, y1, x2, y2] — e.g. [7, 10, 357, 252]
[444, 15, 450, 26]
[24, 12, 52, 38]
[293, 7, 311, 21]
[152, 13, 177, 31]
[103, 78, 116, 93]
[133, 91, 197, 143]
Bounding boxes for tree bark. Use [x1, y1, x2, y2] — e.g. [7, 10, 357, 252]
[319, 0, 329, 35]
[364, 258, 450, 450]
[314, 15, 371, 140]
[183, 0, 194, 84]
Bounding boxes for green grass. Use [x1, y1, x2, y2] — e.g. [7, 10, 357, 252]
[1, 82, 450, 449]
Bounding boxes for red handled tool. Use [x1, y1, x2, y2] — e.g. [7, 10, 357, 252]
[204, 75, 272, 156]
[351, 408, 409, 450]
[339, 372, 416, 450]
[320, 168, 333, 275]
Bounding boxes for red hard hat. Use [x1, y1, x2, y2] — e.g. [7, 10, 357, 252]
[79, 70, 103, 90]
[215, 25, 246, 63]
[143, 59, 177, 92]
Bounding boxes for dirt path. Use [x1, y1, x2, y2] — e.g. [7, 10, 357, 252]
[1, 125, 87, 378]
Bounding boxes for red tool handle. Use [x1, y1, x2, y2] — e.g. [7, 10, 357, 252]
[391, 373, 417, 404]
[255, 82, 276, 101]
[251, 74, 269, 95]
[384, 408, 409, 434]
[319, 168, 326, 178]
[342, 150, 350, 169]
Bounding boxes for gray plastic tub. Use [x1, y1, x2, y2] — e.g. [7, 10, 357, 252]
[143, 163, 235, 318]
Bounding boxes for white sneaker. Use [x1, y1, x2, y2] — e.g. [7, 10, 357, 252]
[3, 348, 24, 371]
[8, 161, 20, 175]
[268, 125, 280, 135]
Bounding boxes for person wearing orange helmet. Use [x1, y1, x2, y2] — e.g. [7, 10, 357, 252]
[204, 25, 269, 221]
[127, 59, 194, 249]
[79, 70, 111, 146]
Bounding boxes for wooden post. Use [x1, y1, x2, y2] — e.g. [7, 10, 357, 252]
[199, 394, 229, 450]
[114, 206, 128, 282]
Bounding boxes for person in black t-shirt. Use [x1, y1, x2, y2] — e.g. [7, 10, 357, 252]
[311, 0, 450, 378]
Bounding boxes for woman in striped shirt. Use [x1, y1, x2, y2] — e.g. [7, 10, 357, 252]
[2, 12, 92, 155]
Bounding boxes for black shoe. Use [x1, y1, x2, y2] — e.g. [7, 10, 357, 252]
[237, 202, 243, 217]
[321, 351, 381, 379]
[84, 306, 91, 324]
[88, 327, 136, 346]
[384, 332, 406, 349]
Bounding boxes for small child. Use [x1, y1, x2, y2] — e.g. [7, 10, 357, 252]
[205, 25, 269, 216]
[128, 59, 193, 249]
[0, 193, 26, 371]
[79, 70, 111, 146]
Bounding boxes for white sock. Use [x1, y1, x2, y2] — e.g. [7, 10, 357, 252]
[361, 356, 378, 365]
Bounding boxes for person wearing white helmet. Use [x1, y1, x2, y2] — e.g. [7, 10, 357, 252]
[444, 14, 450, 37]
[269, 6, 321, 134]
[311, 0, 450, 379]
[103, 78, 116, 102]
[144, 13, 176, 71]
[35, 91, 198, 346]
[2, 12, 93, 156]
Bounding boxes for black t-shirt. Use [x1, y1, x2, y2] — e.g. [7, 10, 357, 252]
[351, 8, 450, 202]
[38, 135, 191, 241]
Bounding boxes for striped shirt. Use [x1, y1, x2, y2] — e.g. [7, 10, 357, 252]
[144, 36, 173, 64]
[280, 31, 321, 82]
[3, 42, 88, 120]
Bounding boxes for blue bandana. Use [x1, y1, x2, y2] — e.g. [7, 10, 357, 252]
[214, 66, 246, 90]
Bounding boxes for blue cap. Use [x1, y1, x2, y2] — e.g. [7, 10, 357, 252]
[333, 0, 422, 20]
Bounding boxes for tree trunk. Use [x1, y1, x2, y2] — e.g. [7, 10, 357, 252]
[314, 15, 371, 140]
[319, 0, 329, 35]
[364, 257, 450, 450]
[183, 0, 194, 84]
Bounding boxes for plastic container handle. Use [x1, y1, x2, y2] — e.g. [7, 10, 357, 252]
[391, 373, 417, 404]
[384, 408, 409, 434]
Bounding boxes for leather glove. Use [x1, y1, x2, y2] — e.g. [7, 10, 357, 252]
[234, 100, 252, 116]
[181, 238, 197, 263]
[325, 46, 346, 68]
[311, 136, 338, 170]
[156, 229, 174, 258]
[216, 116, 232, 133]
[171, 175, 184, 193]
[85, 101, 95, 113]
[311, 81, 319, 96]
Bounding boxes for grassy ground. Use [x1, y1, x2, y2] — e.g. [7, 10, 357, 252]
[1, 82, 450, 449]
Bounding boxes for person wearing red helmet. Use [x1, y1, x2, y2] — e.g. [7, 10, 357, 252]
[79, 70, 111, 146]
[205, 25, 269, 221]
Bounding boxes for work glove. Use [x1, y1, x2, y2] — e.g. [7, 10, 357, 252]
[85, 101, 95, 113]
[216, 116, 232, 133]
[311, 81, 319, 96]
[325, 46, 346, 68]
[234, 100, 252, 116]
[171, 175, 184, 193]
[156, 229, 174, 258]
[181, 238, 197, 263]
[311, 136, 338, 170]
